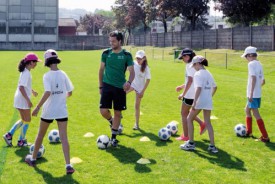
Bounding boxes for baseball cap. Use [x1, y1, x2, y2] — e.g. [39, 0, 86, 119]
[241, 46, 257, 58]
[24, 53, 41, 62]
[44, 49, 58, 60]
[135, 50, 146, 58]
[191, 55, 204, 66]
[178, 48, 194, 59]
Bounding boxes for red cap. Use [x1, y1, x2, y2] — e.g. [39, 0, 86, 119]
[24, 53, 41, 62]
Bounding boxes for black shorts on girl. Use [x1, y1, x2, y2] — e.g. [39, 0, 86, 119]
[100, 82, 127, 111]
[41, 117, 68, 123]
[182, 98, 194, 106]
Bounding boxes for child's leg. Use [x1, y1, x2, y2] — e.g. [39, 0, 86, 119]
[57, 121, 70, 165]
[8, 120, 23, 135]
[32, 120, 50, 160]
[245, 105, 253, 135]
[252, 109, 269, 138]
[18, 109, 31, 141]
[203, 110, 215, 145]
[181, 104, 191, 137]
[111, 110, 121, 140]
[187, 109, 201, 142]
[134, 93, 142, 127]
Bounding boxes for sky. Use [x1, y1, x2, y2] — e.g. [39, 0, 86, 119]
[59, 0, 222, 16]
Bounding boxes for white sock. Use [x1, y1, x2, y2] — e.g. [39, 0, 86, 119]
[66, 164, 73, 168]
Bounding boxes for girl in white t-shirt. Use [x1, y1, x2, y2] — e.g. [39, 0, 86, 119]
[127, 50, 151, 130]
[176, 48, 206, 141]
[180, 56, 218, 153]
[3, 53, 40, 147]
[25, 49, 75, 175]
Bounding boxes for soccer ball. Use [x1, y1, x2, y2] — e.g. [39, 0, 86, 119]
[118, 124, 123, 134]
[158, 127, 171, 141]
[48, 129, 60, 143]
[29, 144, 45, 158]
[96, 135, 111, 149]
[234, 124, 247, 137]
[166, 122, 178, 135]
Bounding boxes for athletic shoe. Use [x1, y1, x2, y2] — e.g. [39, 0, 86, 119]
[25, 154, 36, 167]
[17, 139, 28, 147]
[180, 141, 195, 151]
[3, 132, 12, 147]
[118, 124, 123, 134]
[200, 122, 207, 135]
[257, 136, 270, 143]
[208, 145, 219, 153]
[133, 124, 139, 130]
[66, 165, 75, 174]
[176, 134, 189, 141]
[111, 138, 119, 147]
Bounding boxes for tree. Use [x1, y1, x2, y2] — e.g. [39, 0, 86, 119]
[79, 13, 110, 35]
[215, 0, 275, 26]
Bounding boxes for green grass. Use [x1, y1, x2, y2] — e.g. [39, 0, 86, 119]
[0, 49, 275, 184]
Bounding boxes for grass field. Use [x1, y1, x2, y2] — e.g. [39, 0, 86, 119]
[0, 49, 274, 184]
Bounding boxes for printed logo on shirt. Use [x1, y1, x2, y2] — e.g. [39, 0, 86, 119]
[205, 81, 211, 90]
[118, 56, 125, 60]
[56, 83, 59, 88]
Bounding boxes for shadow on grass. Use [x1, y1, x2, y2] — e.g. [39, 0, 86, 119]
[34, 166, 80, 184]
[123, 128, 173, 147]
[106, 144, 156, 173]
[192, 140, 247, 171]
[264, 141, 275, 151]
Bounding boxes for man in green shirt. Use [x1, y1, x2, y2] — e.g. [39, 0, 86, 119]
[99, 31, 135, 147]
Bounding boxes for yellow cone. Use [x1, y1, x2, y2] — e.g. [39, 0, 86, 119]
[140, 136, 151, 142]
[210, 116, 218, 120]
[137, 158, 151, 164]
[84, 132, 95, 137]
[70, 157, 83, 164]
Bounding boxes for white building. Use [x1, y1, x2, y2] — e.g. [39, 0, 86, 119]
[0, 0, 58, 50]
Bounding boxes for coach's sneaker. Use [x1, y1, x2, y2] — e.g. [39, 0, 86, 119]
[17, 139, 28, 147]
[66, 165, 75, 175]
[3, 132, 13, 147]
[208, 145, 219, 153]
[180, 141, 195, 151]
[111, 138, 119, 147]
[200, 122, 207, 135]
[257, 136, 270, 143]
[25, 154, 36, 167]
[176, 134, 189, 141]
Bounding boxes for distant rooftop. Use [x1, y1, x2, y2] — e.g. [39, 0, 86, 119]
[59, 18, 77, 27]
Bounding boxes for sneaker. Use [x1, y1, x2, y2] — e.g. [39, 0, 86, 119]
[200, 123, 207, 135]
[176, 134, 189, 141]
[3, 132, 12, 147]
[257, 136, 270, 143]
[180, 141, 195, 151]
[66, 165, 75, 175]
[133, 124, 139, 130]
[111, 138, 119, 147]
[17, 139, 28, 147]
[208, 145, 219, 153]
[25, 154, 36, 167]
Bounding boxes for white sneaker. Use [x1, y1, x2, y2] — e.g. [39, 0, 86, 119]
[180, 141, 195, 151]
[208, 145, 218, 153]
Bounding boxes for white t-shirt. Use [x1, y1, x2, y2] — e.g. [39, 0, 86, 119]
[184, 63, 196, 99]
[193, 69, 216, 110]
[131, 61, 151, 93]
[14, 68, 32, 109]
[41, 70, 74, 119]
[247, 60, 264, 98]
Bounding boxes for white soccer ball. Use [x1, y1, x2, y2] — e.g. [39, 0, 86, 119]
[96, 135, 111, 149]
[166, 122, 178, 135]
[48, 129, 60, 143]
[234, 124, 247, 137]
[118, 124, 123, 134]
[29, 144, 45, 158]
[158, 127, 171, 141]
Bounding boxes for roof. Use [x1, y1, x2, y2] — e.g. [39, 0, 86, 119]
[59, 18, 77, 27]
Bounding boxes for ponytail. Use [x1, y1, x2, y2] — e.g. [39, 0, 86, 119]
[201, 58, 208, 66]
[18, 59, 27, 72]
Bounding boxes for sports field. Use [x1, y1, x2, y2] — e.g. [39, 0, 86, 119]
[0, 49, 274, 183]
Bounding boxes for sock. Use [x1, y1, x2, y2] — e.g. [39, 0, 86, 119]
[19, 123, 29, 140]
[9, 120, 23, 135]
[256, 119, 268, 138]
[111, 129, 118, 139]
[246, 117, 252, 134]
[30, 156, 36, 161]
[66, 164, 73, 168]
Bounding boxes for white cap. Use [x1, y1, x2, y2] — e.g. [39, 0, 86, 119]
[191, 55, 204, 66]
[44, 49, 58, 60]
[135, 50, 146, 58]
[241, 46, 257, 58]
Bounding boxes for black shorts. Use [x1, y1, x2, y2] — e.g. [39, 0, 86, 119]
[100, 82, 126, 111]
[41, 117, 68, 123]
[182, 98, 194, 106]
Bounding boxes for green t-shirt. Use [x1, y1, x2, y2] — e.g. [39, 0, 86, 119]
[101, 48, 134, 89]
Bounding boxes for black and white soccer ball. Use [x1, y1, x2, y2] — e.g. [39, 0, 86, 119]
[48, 129, 60, 143]
[158, 127, 171, 141]
[96, 135, 111, 149]
[234, 124, 247, 137]
[29, 144, 45, 158]
[166, 122, 178, 135]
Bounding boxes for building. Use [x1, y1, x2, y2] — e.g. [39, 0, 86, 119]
[59, 18, 77, 36]
[0, 0, 58, 50]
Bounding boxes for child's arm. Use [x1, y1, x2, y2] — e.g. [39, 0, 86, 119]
[32, 91, 51, 116]
[261, 79, 265, 86]
[175, 84, 185, 92]
[212, 86, 217, 96]
[178, 77, 192, 100]
[249, 76, 256, 102]
[67, 91, 72, 97]
[192, 87, 201, 111]
[138, 79, 150, 97]
[32, 89, 38, 97]
[19, 86, 32, 108]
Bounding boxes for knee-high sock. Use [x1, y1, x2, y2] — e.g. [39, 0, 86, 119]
[246, 117, 252, 134]
[19, 123, 29, 140]
[9, 120, 23, 135]
[257, 119, 268, 138]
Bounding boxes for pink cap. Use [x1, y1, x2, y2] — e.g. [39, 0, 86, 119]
[24, 53, 41, 62]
